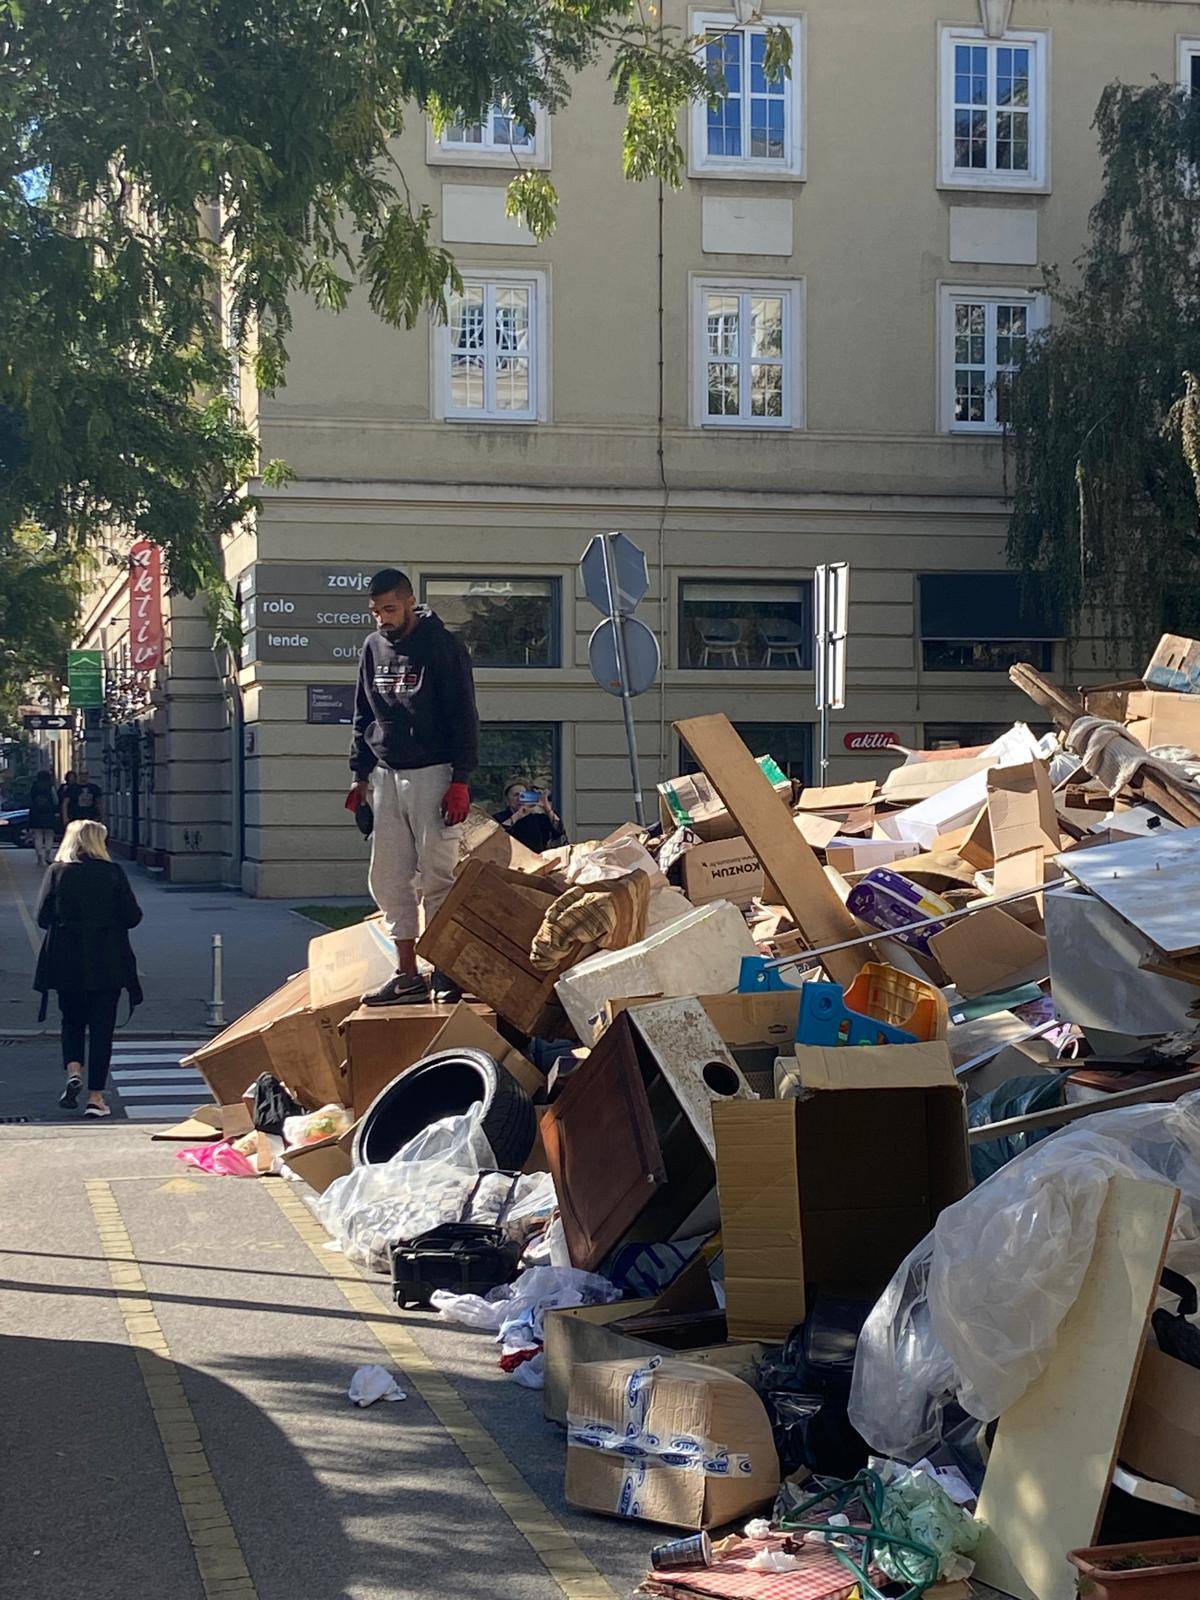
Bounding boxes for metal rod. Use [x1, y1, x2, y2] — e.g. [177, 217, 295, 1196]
[819, 703, 830, 783]
[602, 532, 646, 826]
[764, 875, 1069, 971]
[207, 932, 225, 1028]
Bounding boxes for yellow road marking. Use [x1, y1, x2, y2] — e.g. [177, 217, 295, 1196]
[0, 848, 41, 957]
[85, 1180, 259, 1599]
[268, 1181, 619, 1600]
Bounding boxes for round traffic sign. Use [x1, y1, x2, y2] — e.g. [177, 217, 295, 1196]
[588, 617, 660, 697]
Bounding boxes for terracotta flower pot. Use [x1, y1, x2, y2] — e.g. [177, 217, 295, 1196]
[1068, 1537, 1200, 1599]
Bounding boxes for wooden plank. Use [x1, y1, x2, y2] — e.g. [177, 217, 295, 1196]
[974, 1176, 1179, 1600]
[1059, 830, 1200, 957]
[674, 714, 868, 988]
[968, 1067, 1200, 1144]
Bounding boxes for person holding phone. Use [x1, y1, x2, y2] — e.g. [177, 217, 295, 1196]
[493, 781, 566, 854]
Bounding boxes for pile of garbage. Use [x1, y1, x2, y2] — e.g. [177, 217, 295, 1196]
[167, 631, 1200, 1600]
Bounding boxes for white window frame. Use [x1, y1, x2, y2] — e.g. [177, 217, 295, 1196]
[1178, 37, 1200, 94]
[937, 25, 1049, 192]
[688, 11, 806, 180]
[433, 269, 549, 424]
[938, 284, 1046, 435]
[427, 98, 549, 170]
[690, 275, 804, 429]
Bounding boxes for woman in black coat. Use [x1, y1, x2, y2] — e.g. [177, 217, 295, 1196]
[34, 820, 143, 1118]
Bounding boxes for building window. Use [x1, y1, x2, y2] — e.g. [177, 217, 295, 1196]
[435, 271, 547, 423]
[690, 12, 804, 178]
[420, 576, 560, 667]
[430, 94, 548, 168]
[691, 277, 803, 428]
[1179, 39, 1200, 95]
[938, 27, 1048, 190]
[680, 721, 811, 783]
[476, 722, 559, 816]
[919, 573, 1060, 673]
[679, 580, 811, 670]
[940, 287, 1045, 433]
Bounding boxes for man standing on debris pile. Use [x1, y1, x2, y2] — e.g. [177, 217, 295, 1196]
[349, 567, 478, 1006]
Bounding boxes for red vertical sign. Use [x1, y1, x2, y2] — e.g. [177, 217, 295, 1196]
[128, 540, 164, 671]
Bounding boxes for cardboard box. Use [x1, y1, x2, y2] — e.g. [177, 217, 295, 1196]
[986, 761, 1059, 862]
[338, 999, 499, 1115]
[307, 915, 396, 1010]
[1121, 1344, 1200, 1503]
[681, 836, 764, 908]
[825, 839, 920, 875]
[794, 781, 877, 812]
[714, 1042, 970, 1334]
[658, 759, 791, 841]
[1083, 683, 1200, 752]
[417, 859, 573, 1036]
[183, 971, 356, 1111]
[280, 1120, 359, 1192]
[565, 1358, 779, 1529]
[546, 1315, 765, 1425]
[713, 1100, 807, 1340]
[1144, 632, 1200, 693]
[459, 805, 548, 873]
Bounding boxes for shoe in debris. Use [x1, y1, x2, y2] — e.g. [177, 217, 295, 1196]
[360, 971, 430, 1007]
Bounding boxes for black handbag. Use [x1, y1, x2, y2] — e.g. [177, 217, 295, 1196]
[390, 1172, 524, 1309]
[1153, 1267, 1200, 1371]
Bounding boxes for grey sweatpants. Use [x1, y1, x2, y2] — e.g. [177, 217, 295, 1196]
[367, 762, 462, 943]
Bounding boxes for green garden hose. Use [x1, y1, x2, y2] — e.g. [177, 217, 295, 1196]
[777, 1469, 942, 1600]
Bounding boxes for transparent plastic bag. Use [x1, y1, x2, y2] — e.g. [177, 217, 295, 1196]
[283, 1103, 352, 1148]
[849, 1091, 1200, 1460]
[316, 1107, 491, 1274]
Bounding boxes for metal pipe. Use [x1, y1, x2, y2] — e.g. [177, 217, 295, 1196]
[764, 875, 1069, 971]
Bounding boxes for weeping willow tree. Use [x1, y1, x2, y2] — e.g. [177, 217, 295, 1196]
[1006, 81, 1200, 660]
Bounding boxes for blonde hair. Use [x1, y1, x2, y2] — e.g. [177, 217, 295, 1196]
[56, 819, 111, 864]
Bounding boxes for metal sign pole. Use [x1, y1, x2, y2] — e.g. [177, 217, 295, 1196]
[601, 533, 646, 825]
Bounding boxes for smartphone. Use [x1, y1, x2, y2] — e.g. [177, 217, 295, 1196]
[519, 789, 541, 805]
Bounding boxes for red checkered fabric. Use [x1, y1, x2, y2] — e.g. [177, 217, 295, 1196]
[638, 1535, 879, 1600]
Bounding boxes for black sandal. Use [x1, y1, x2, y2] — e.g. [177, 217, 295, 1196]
[59, 1075, 83, 1110]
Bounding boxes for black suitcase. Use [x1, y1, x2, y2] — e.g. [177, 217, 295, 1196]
[390, 1173, 523, 1309]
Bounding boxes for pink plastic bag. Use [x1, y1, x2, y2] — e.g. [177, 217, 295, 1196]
[176, 1140, 258, 1178]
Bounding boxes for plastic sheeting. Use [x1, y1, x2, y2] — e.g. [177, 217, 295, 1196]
[849, 1091, 1200, 1460]
[316, 1108, 548, 1275]
[431, 1264, 620, 1385]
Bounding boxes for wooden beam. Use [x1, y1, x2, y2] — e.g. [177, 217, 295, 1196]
[674, 714, 870, 988]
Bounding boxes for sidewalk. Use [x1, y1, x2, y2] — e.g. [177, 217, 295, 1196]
[0, 847, 317, 1037]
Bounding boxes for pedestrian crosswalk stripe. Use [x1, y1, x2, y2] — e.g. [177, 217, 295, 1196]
[109, 1042, 208, 1121]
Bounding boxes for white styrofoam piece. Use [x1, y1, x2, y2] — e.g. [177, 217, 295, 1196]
[875, 724, 1043, 848]
[628, 996, 753, 1155]
[1058, 828, 1200, 956]
[1044, 887, 1199, 1048]
[554, 900, 759, 1041]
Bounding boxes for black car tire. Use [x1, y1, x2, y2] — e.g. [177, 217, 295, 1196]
[353, 1047, 537, 1170]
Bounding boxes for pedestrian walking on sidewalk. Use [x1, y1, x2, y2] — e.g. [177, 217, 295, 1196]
[27, 770, 58, 865]
[349, 567, 478, 1007]
[33, 820, 144, 1117]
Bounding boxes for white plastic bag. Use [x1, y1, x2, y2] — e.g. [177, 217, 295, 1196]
[347, 1364, 407, 1406]
[850, 1091, 1200, 1459]
[431, 1264, 619, 1349]
[317, 1108, 491, 1274]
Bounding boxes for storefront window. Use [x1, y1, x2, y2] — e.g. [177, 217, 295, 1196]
[476, 722, 559, 815]
[422, 576, 560, 667]
[919, 573, 1059, 672]
[679, 580, 811, 670]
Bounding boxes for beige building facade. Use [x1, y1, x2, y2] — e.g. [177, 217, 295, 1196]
[73, 0, 1200, 893]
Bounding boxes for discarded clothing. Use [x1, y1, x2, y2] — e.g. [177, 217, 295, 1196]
[529, 870, 652, 971]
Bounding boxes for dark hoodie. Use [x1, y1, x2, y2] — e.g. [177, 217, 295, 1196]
[350, 608, 479, 783]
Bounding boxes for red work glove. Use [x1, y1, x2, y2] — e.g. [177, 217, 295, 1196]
[441, 781, 470, 825]
[345, 781, 369, 812]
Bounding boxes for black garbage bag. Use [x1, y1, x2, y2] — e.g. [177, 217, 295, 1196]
[758, 1294, 872, 1478]
[1153, 1267, 1200, 1370]
[251, 1072, 303, 1136]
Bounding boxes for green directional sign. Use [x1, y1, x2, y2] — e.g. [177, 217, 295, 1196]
[67, 649, 104, 708]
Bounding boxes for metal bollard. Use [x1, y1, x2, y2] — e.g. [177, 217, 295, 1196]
[206, 932, 225, 1029]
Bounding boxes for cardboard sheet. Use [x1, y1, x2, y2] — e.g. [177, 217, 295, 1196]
[928, 906, 1048, 998]
[675, 716, 867, 987]
[986, 760, 1059, 861]
[1121, 1343, 1200, 1504]
[713, 1100, 807, 1340]
[307, 915, 396, 1010]
[794, 781, 876, 812]
[974, 1177, 1179, 1600]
